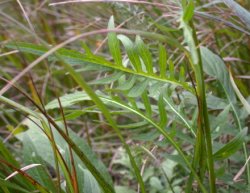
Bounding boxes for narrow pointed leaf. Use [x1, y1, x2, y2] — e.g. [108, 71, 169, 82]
[135, 36, 153, 74]
[159, 44, 167, 78]
[117, 35, 142, 72]
[108, 16, 123, 66]
[213, 127, 248, 160]
[128, 79, 149, 98]
[183, 0, 195, 22]
[90, 72, 124, 85]
[223, 0, 250, 29]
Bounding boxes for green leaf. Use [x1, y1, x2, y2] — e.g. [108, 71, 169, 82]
[201, 47, 236, 102]
[0, 97, 115, 193]
[132, 131, 160, 141]
[45, 91, 90, 110]
[117, 35, 142, 72]
[128, 79, 149, 98]
[6, 42, 114, 67]
[163, 94, 196, 137]
[213, 127, 248, 160]
[0, 179, 31, 193]
[169, 60, 175, 79]
[78, 166, 101, 193]
[44, 91, 206, 192]
[158, 44, 167, 78]
[180, 17, 199, 65]
[141, 91, 152, 117]
[108, 16, 123, 66]
[116, 75, 137, 91]
[229, 70, 250, 115]
[18, 117, 113, 188]
[224, 0, 250, 29]
[135, 36, 153, 74]
[90, 71, 124, 85]
[183, 0, 195, 22]
[115, 186, 136, 193]
[22, 136, 57, 193]
[179, 66, 186, 82]
[5, 42, 193, 92]
[158, 93, 167, 128]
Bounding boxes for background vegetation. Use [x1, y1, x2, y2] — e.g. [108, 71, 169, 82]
[0, 0, 250, 192]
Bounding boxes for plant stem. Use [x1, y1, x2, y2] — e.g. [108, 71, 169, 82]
[189, 21, 217, 193]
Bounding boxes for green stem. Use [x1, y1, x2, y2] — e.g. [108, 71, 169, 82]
[189, 21, 217, 192]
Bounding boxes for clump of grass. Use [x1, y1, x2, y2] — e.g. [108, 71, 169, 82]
[0, 0, 250, 192]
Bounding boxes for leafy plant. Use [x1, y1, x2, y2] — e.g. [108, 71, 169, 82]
[0, 0, 250, 193]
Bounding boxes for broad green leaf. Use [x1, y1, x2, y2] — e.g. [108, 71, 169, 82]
[78, 166, 101, 193]
[213, 127, 248, 160]
[161, 154, 178, 180]
[59, 56, 145, 192]
[211, 105, 231, 130]
[117, 35, 142, 72]
[223, 0, 250, 29]
[135, 36, 153, 74]
[45, 91, 90, 110]
[150, 176, 163, 190]
[108, 16, 123, 66]
[183, 92, 228, 110]
[17, 117, 113, 189]
[201, 46, 236, 102]
[22, 136, 57, 193]
[45, 91, 206, 191]
[0, 97, 115, 193]
[115, 186, 136, 193]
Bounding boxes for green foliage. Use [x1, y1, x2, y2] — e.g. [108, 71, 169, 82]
[0, 1, 250, 193]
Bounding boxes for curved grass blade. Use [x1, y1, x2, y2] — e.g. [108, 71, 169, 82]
[223, 0, 250, 29]
[44, 91, 207, 192]
[213, 127, 248, 160]
[229, 69, 250, 115]
[0, 96, 115, 193]
[58, 60, 146, 192]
